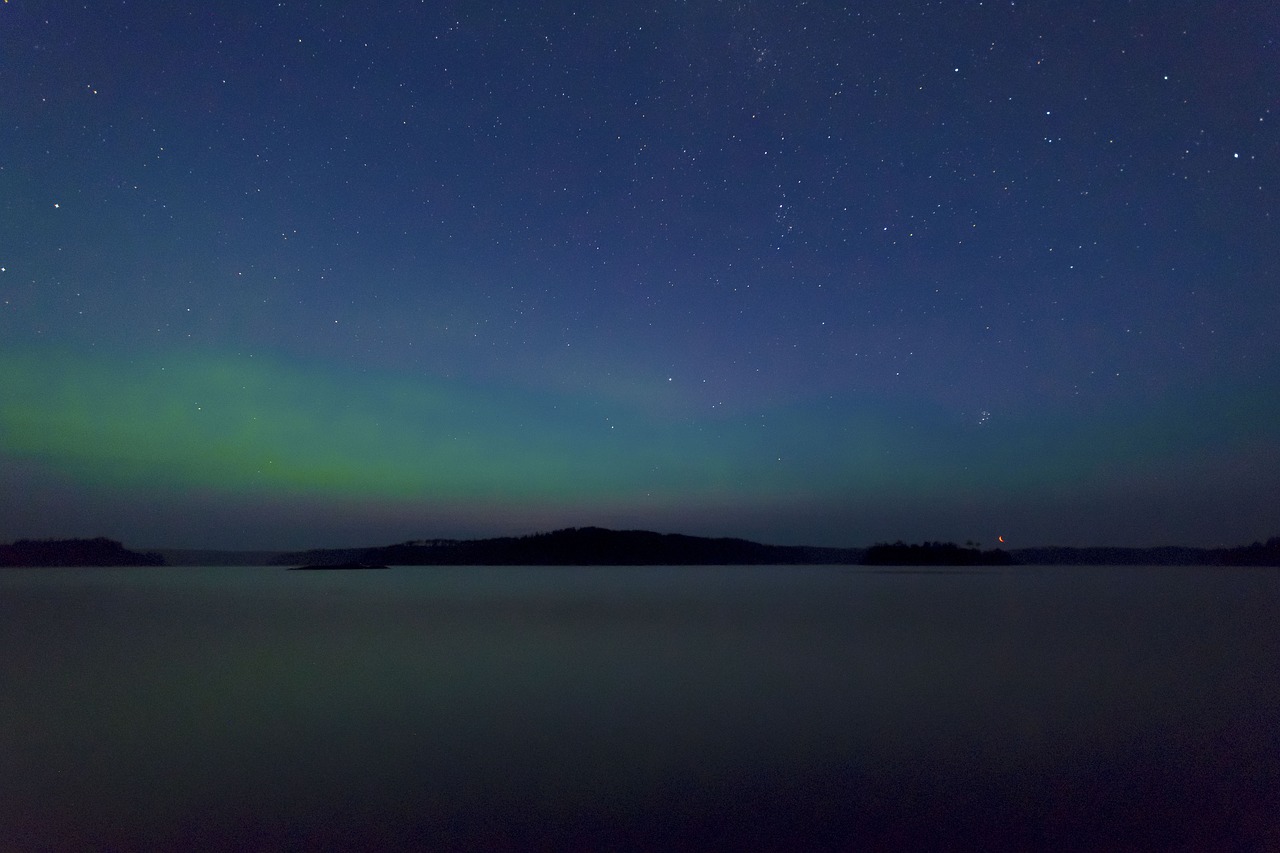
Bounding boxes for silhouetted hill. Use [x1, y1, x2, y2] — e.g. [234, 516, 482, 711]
[0, 537, 164, 567]
[272, 527, 866, 567]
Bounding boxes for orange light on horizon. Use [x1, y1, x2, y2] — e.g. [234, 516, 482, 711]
[998, 535, 1005, 543]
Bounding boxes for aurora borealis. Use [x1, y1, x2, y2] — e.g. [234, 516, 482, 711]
[2, 2, 1277, 548]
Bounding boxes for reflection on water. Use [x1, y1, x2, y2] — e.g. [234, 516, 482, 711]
[2, 565, 1278, 849]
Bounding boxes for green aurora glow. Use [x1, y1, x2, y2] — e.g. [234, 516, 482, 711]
[2, 346, 903, 503]
[4, 344, 1277, 547]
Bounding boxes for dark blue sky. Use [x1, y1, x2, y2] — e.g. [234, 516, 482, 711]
[2, 1, 1277, 548]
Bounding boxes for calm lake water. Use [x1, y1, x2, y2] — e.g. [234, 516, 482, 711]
[2, 564, 1278, 850]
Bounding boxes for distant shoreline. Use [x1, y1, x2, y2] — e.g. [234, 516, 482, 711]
[5, 528, 1279, 567]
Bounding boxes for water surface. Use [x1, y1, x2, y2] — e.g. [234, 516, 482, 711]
[2, 565, 1278, 849]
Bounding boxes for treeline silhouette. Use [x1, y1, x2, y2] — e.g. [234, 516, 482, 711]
[0, 537, 164, 567]
[1219, 537, 1280, 566]
[863, 540, 1015, 566]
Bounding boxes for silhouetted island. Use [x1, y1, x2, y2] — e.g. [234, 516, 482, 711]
[273, 527, 866, 567]
[271, 527, 1042, 567]
[0, 537, 164, 567]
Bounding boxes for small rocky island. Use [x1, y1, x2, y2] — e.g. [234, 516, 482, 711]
[286, 562, 389, 571]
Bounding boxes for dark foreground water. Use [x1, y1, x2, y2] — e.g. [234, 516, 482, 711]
[2, 564, 1278, 851]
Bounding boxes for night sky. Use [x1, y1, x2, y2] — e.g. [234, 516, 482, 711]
[2, 1, 1277, 549]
